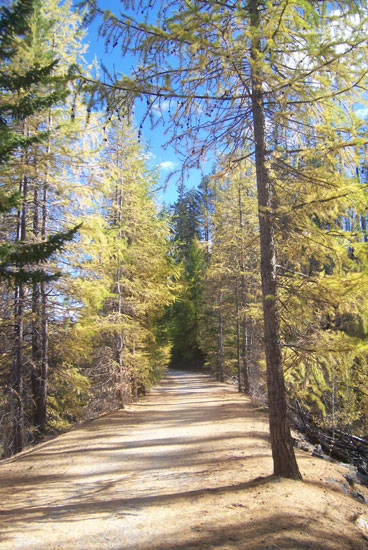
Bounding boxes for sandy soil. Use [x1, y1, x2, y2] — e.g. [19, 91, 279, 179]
[1, 370, 368, 550]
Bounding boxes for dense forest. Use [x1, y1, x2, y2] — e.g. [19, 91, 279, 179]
[1, 0, 368, 481]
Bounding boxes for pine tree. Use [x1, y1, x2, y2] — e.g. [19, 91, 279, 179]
[0, 0, 78, 284]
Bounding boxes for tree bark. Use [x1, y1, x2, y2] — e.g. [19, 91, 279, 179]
[216, 289, 224, 382]
[241, 312, 250, 394]
[115, 272, 125, 407]
[31, 116, 51, 437]
[31, 190, 48, 437]
[31, 183, 44, 437]
[115, 161, 125, 407]
[238, 182, 250, 394]
[249, 0, 301, 479]
[39, 179, 49, 435]
[11, 175, 28, 454]
[31, 279, 43, 434]
[12, 280, 25, 454]
[236, 281, 242, 392]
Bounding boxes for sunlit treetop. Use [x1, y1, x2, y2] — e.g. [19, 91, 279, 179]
[80, 0, 368, 175]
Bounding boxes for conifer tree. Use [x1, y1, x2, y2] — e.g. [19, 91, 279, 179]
[84, 0, 368, 479]
[200, 162, 262, 388]
[167, 186, 205, 369]
[69, 114, 177, 413]
[0, 0, 78, 284]
[0, 0, 85, 454]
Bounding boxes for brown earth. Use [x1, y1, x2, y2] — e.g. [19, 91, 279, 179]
[1, 370, 368, 550]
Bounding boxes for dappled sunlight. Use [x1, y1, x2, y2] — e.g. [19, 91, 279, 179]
[0, 371, 366, 550]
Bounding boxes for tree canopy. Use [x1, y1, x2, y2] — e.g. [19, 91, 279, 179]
[81, 0, 368, 479]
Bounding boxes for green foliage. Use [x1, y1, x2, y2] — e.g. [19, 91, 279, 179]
[0, 0, 80, 284]
[0, 0, 68, 162]
[166, 185, 207, 369]
[47, 366, 90, 432]
[67, 115, 178, 410]
[0, 0, 91, 455]
[0, 0, 34, 60]
[0, 189, 21, 213]
[198, 162, 262, 387]
[172, 186, 202, 258]
[0, 224, 81, 283]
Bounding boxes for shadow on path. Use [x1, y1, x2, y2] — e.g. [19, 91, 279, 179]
[0, 370, 365, 550]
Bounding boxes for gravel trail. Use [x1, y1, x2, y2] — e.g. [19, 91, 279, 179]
[0, 370, 367, 549]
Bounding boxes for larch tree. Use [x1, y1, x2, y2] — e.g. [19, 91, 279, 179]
[68, 114, 177, 415]
[82, 0, 368, 479]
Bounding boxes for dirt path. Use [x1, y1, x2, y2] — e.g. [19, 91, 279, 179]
[1, 370, 368, 550]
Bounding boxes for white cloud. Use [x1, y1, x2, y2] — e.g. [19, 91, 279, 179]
[355, 107, 368, 119]
[139, 151, 156, 161]
[159, 160, 176, 171]
[152, 100, 172, 117]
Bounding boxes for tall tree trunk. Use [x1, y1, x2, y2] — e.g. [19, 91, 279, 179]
[216, 289, 224, 382]
[38, 44, 55, 436]
[249, 0, 301, 480]
[12, 280, 25, 454]
[236, 281, 242, 392]
[247, 318, 254, 376]
[11, 175, 28, 453]
[115, 168, 125, 407]
[39, 179, 49, 434]
[115, 277, 125, 408]
[241, 311, 250, 394]
[131, 343, 138, 400]
[31, 183, 43, 437]
[31, 280, 43, 434]
[31, 182, 48, 437]
[238, 182, 250, 394]
[31, 113, 52, 438]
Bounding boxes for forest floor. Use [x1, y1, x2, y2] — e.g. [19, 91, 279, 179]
[1, 370, 368, 550]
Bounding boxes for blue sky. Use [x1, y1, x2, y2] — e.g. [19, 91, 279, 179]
[79, 0, 204, 205]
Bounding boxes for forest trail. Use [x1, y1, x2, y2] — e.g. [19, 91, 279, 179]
[1, 370, 368, 550]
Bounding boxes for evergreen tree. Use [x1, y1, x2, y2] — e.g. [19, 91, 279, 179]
[197, 161, 263, 389]
[167, 186, 205, 369]
[0, 0, 78, 284]
[0, 0, 83, 454]
[169, 236, 205, 369]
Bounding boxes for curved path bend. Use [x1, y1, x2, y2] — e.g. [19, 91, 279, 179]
[0, 370, 366, 549]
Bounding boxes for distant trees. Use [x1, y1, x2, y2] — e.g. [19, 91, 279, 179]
[200, 163, 262, 391]
[166, 186, 205, 369]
